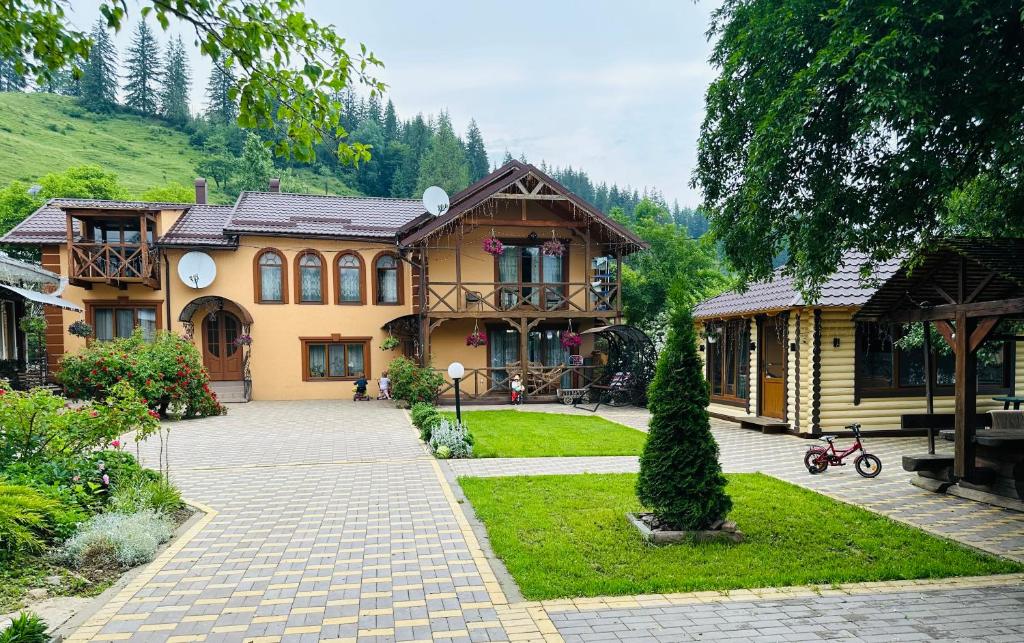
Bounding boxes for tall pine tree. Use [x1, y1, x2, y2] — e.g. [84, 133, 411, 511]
[80, 19, 119, 110]
[160, 36, 191, 123]
[415, 112, 469, 196]
[0, 58, 26, 92]
[123, 20, 162, 115]
[389, 114, 431, 197]
[382, 99, 399, 142]
[205, 54, 237, 124]
[464, 119, 489, 182]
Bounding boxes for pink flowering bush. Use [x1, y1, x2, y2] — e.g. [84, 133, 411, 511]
[58, 330, 225, 418]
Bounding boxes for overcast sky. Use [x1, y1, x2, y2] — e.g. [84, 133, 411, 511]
[68, 1, 718, 207]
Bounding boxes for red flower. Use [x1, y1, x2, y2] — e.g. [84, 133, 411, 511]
[90, 410, 98, 418]
[148, 409, 160, 419]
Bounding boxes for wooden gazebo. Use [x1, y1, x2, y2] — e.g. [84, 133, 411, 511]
[855, 238, 1024, 508]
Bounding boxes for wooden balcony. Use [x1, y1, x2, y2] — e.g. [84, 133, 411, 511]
[423, 281, 620, 318]
[69, 243, 160, 288]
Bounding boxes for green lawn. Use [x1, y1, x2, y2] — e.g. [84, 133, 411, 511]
[446, 410, 646, 458]
[459, 473, 1022, 600]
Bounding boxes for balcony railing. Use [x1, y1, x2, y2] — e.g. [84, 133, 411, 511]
[424, 281, 619, 315]
[69, 243, 160, 287]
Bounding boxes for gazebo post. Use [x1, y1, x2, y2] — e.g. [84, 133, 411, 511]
[953, 312, 976, 480]
[922, 320, 934, 454]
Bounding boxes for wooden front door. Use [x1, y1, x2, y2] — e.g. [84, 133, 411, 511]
[759, 316, 786, 419]
[202, 311, 242, 381]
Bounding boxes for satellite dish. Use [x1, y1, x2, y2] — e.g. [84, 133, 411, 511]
[422, 186, 450, 217]
[177, 251, 217, 289]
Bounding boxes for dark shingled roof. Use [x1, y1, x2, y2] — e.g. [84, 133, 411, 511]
[161, 205, 237, 247]
[224, 192, 424, 239]
[694, 252, 903, 319]
[2, 198, 185, 245]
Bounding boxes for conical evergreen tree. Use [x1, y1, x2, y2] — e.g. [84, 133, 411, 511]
[365, 94, 383, 126]
[80, 19, 119, 110]
[501, 149, 514, 165]
[636, 305, 732, 530]
[0, 58, 26, 92]
[123, 20, 162, 115]
[465, 119, 489, 182]
[389, 114, 431, 197]
[382, 99, 399, 142]
[415, 111, 469, 195]
[237, 133, 273, 191]
[205, 54, 237, 124]
[160, 36, 191, 123]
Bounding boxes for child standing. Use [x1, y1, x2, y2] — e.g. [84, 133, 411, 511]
[377, 371, 391, 400]
[510, 374, 525, 405]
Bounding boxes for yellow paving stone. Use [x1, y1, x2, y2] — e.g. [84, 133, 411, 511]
[295, 590, 328, 597]
[243, 637, 281, 643]
[195, 597, 229, 605]
[91, 633, 132, 640]
[467, 621, 502, 629]
[166, 636, 207, 642]
[357, 629, 395, 637]
[291, 606, 325, 614]
[109, 613, 149, 622]
[231, 590, 264, 597]
[259, 598, 293, 606]
[323, 616, 359, 625]
[182, 615, 219, 623]
[268, 582, 298, 589]
[211, 625, 249, 633]
[154, 605, 190, 613]
[431, 631, 470, 640]
[394, 599, 427, 608]
[283, 626, 322, 635]
[252, 615, 289, 624]
[139, 623, 178, 631]
[428, 609, 462, 618]
[359, 608, 393, 616]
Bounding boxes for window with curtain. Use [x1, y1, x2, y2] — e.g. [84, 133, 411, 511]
[497, 244, 565, 309]
[304, 340, 369, 380]
[257, 250, 285, 303]
[488, 327, 520, 386]
[375, 254, 399, 304]
[298, 252, 323, 303]
[92, 306, 158, 342]
[337, 253, 363, 303]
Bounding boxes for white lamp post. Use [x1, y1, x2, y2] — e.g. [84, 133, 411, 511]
[447, 361, 465, 424]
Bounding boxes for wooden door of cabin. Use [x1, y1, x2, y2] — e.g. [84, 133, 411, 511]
[759, 317, 785, 419]
[202, 311, 242, 381]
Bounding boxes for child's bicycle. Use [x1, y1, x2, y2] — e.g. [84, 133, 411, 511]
[803, 423, 882, 478]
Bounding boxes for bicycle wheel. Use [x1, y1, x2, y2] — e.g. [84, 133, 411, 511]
[804, 447, 829, 474]
[855, 453, 882, 478]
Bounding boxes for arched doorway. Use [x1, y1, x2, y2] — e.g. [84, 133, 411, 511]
[202, 310, 243, 380]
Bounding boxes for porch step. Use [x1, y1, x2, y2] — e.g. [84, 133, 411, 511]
[209, 380, 247, 403]
[738, 416, 790, 434]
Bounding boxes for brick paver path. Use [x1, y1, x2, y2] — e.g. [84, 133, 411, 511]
[67, 401, 1024, 643]
[68, 401, 558, 643]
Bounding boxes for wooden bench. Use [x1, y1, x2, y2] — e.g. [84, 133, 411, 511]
[900, 413, 991, 455]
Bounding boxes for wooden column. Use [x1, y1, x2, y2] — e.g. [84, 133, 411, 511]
[615, 249, 623, 322]
[583, 227, 591, 312]
[953, 311, 976, 479]
[140, 215, 149, 280]
[519, 316, 529, 381]
[455, 230, 463, 311]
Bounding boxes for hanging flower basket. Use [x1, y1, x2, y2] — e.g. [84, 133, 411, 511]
[466, 331, 487, 347]
[381, 336, 400, 351]
[233, 334, 253, 347]
[560, 331, 582, 350]
[482, 236, 505, 256]
[68, 320, 94, 338]
[541, 239, 565, 257]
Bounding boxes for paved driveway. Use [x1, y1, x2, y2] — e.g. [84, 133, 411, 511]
[65, 401, 1024, 643]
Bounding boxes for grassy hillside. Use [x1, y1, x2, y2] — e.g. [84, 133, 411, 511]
[0, 93, 357, 203]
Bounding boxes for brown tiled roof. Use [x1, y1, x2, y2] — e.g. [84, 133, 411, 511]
[694, 252, 903, 319]
[398, 162, 647, 250]
[224, 192, 424, 239]
[160, 205, 237, 247]
[2, 198, 192, 245]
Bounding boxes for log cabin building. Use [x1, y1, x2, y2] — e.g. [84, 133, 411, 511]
[694, 250, 1024, 435]
[0, 162, 645, 402]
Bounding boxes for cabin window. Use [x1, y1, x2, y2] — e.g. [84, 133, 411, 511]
[336, 253, 364, 304]
[303, 339, 368, 380]
[855, 322, 1012, 395]
[0, 300, 17, 359]
[255, 249, 287, 303]
[296, 251, 325, 304]
[374, 253, 401, 305]
[705, 319, 750, 404]
[91, 305, 158, 342]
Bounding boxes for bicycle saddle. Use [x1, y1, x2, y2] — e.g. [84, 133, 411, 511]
[819, 435, 837, 442]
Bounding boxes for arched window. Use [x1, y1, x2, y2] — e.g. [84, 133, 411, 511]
[254, 249, 287, 303]
[335, 252, 364, 304]
[295, 250, 325, 304]
[373, 252, 402, 305]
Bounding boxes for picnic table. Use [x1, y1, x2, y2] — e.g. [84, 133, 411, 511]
[992, 395, 1024, 410]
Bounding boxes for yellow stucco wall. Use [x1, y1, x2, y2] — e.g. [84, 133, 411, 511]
[50, 233, 413, 400]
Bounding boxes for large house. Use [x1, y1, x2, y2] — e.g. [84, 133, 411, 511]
[1, 162, 644, 402]
[694, 251, 1024, 435]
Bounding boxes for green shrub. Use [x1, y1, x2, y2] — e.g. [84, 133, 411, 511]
[388, 357, 444, 406]
[410, 402, 442, 441]
[0, 612, 49, 643]
[56, 510, 174, 570]
[0, 380, 159, 467]
[0, 484, 62, 558]
[110, 478, 182, 515]
[428, 419, 473, 459]
[636, 307, 731, 530]
[57, 331, 225, 418]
